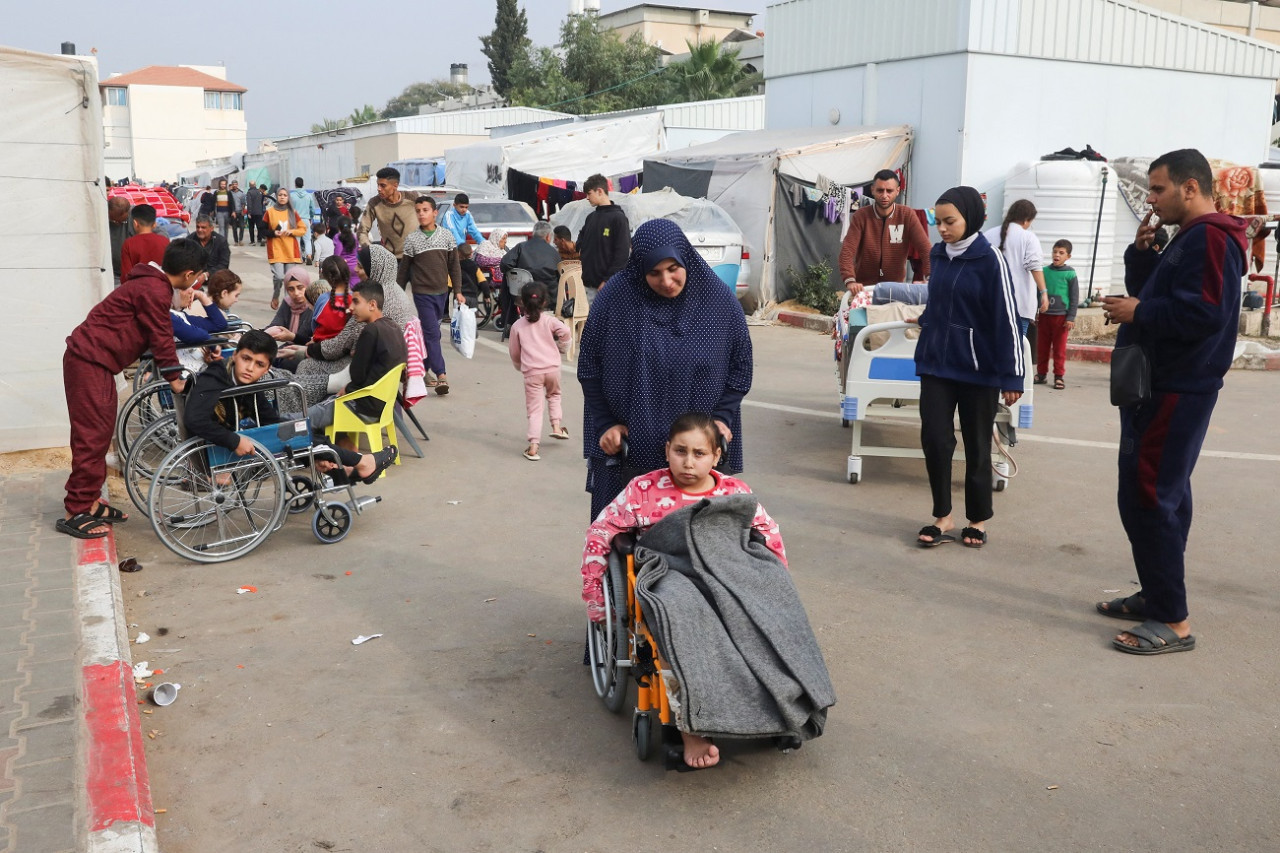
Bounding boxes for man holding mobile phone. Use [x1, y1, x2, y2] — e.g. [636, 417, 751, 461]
[1098, 149, 1245, 656]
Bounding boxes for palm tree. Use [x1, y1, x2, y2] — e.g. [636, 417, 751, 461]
[310, 117, 350, 134]
[666, 38, 762, 102]
[349, 104, 380, 126]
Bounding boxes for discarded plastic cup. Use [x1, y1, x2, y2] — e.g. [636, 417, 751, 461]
[150, 683, 180, 707]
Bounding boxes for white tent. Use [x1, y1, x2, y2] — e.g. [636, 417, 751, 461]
[445, 112, 667, 197]
[1, 46, 110, 453]
[643, 126, 913, 304]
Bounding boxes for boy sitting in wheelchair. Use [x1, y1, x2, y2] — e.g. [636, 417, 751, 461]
[582, 413, 813, 769]
[184, 329, 397, 485]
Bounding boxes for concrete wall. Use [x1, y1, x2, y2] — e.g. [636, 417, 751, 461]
[765, 54, 969, 209]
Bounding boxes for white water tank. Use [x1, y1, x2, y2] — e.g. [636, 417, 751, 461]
[1003, 160, 1118, 299]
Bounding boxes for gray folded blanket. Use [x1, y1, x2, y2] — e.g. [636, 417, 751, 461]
[633, 494, 835, 741]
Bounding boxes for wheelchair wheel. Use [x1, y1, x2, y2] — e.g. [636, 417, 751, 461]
[131, 358, 157, 393]
[587, 553, 630, 713]
[124, 413, 182, 517]
[286, 475, 316, 514]
[116, 380, 176, 458]
[633, 710, 654, 761]
[148, 438, 287, 563]
[475, 289, 495, 330]
[312, 502, 352, 544]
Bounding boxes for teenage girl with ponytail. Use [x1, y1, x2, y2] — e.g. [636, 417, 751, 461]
[507, 281, 572, 461]
[984, 198, 1049, 345]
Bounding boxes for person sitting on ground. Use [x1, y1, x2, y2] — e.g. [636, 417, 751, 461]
[305, 280, 408, 432]
[183, 330, 397, 485]
[553, 225, 579, 262]
[580, 412, 788, 768]
[120, 204, 170, 284]
[264, 267, 316, 346]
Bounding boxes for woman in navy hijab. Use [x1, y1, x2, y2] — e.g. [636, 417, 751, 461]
[577, 218, 753, 520]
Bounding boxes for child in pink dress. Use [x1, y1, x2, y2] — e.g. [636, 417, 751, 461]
[507, 281, 571, 461]
[579, 411, 787, 768]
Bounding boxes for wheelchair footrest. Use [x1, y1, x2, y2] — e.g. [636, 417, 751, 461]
[352, 495, 381, 515]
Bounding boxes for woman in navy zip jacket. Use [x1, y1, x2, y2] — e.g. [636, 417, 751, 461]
[914, 186, 1025, 548]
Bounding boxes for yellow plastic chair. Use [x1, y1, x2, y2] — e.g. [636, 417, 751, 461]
[323, 364, 405, 477]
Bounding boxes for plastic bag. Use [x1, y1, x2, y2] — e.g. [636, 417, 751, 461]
[451, 303, 477, 359]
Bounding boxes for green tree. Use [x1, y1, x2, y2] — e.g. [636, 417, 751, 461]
[310, 117, 350, 134]
[481, 0, 530, 98]
[381, 80, 472, 119]
[666, 39, 762, 102]
[507, 13, 666, 114]
[349, 104, 380, 126]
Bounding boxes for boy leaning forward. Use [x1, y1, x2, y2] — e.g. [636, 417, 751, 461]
[57, 238, 209, 539]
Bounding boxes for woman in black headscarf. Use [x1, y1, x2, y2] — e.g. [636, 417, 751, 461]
[577, 218, 753, 521]
[913, 186, 1025, 549]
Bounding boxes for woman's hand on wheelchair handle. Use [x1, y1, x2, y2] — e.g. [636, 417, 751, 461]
[599, 424, 628, 456]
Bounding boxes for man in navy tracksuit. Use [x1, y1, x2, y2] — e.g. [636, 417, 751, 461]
[1100, 149, 1244, 656]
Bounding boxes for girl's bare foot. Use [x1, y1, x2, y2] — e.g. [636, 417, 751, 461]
[680, 732, 720, 769]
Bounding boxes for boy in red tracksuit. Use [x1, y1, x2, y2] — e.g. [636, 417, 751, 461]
[57, 238, 208, 539]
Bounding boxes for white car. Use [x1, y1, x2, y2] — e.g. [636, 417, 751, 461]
[550, 189, 751, 295]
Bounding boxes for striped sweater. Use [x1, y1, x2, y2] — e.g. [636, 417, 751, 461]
[397, 227, 462, 297]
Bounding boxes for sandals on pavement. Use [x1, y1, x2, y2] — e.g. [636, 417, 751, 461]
[91, 503, 128, 524]
[960, 527, 987, 548]
[1033, 374, 1047, 385]
[1053, 377, 1066, 390]
[360, 446, 398, 484]
[550, 427, 570, 440]
[523, 446, 541, 461]
[1096, 593, 1146, 620]
[55, 513, 110, 540]
[434, 379, 450, 396]
[916, 525, 955, 548]
[1112, 619, 1196, 655]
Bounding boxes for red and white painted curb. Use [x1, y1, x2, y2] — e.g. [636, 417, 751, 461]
[76, 528, 159, 853]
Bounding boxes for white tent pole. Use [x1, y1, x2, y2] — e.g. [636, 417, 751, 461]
[761, 165, 779, 306]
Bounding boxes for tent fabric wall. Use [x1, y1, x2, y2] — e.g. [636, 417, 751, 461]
[643, 125, 912, 303]
[445, 113, 667, 197]
[773, 174, 847, 301]
[0, 47, 109, 453]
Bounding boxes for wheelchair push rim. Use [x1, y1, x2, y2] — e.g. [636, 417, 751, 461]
[148, 437, 287, 563]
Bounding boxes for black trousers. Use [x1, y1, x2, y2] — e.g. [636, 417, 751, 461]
[919, 375, 998, 523]
[231, 214, 244, 243]
[246, 215, 259, 243]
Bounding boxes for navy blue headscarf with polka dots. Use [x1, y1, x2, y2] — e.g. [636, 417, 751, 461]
[577, 218, 753, 518]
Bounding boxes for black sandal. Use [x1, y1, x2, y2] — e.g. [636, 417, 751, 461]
[91, 503, 128, 524]
[917, 525, 955, 548]
[55, 513, 110, 540]
[960, 527, 987, 548]
[1033, 374, 1047, 385]
[1096, 593, 1146, 620]
[1053, 378, 1065, 390]
[361, 446, 398, 484]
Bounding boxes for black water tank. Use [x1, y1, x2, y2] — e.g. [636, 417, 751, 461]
[61, 42, 75, 55]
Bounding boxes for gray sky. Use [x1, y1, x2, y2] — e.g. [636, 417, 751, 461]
[7, 0, 764, 148]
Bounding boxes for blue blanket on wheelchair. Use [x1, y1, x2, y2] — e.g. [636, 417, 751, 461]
[633, 495, 835, 741]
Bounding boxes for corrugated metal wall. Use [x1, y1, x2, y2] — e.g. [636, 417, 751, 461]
[766, 0, 968, 77]
[767, 0, 1280, 79]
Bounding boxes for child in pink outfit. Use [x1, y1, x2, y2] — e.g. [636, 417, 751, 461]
[507, 281, 571, 460]
[580, 413, 786, 623]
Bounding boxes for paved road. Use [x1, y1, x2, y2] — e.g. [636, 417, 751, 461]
[117, 247, 1280, 852]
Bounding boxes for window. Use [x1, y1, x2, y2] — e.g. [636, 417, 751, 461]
[105, 87, 127, 107]
[222, 92, 242, 110]
[204, 91, 220, 109]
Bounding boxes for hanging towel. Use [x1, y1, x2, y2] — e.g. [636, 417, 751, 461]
[404, 318, 429, 406]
